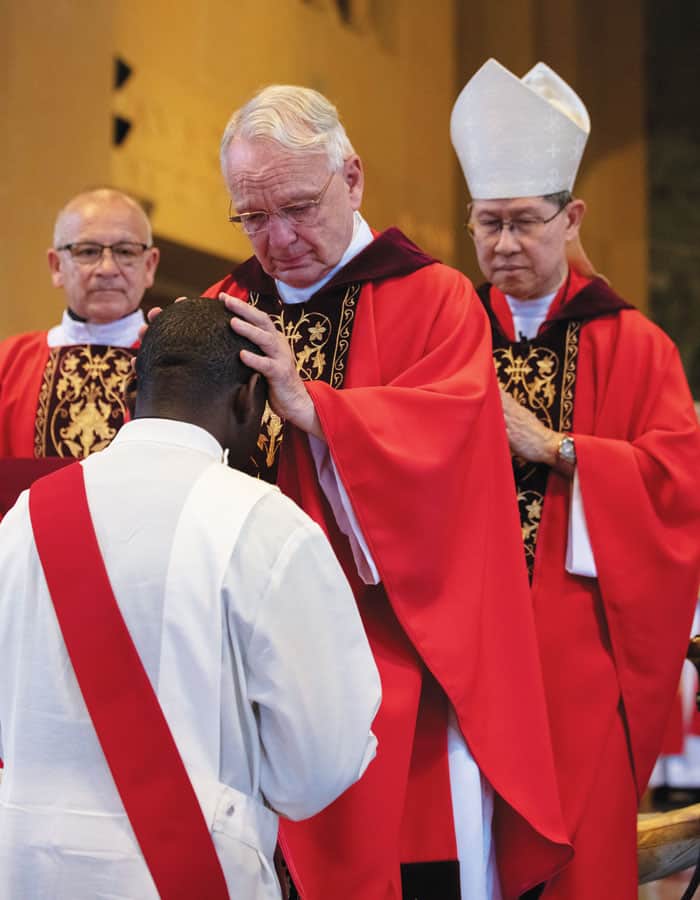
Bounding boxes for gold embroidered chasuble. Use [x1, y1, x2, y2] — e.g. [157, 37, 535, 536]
[34, 344, 136, 459]
[478, 272, 634, 579]
[246, 283, 361, 483]
[491, 321, 581, 576]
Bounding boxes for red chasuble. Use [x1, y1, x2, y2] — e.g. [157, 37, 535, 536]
[482, 271, 700, 899]
[205, 230, 572, 899]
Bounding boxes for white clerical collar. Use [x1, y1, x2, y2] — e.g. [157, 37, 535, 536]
[110, 418, 225, 461]
[505, 290, 558, 341]
[275, 211, 374, 305]
[47, 307, 146, 348]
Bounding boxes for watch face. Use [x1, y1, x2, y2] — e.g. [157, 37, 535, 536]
[559, 436, 576, 464]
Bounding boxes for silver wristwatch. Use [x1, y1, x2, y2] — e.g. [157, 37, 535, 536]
[557, 434, 577, 466]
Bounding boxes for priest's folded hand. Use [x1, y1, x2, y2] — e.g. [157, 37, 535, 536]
[499, 387, 561, 467]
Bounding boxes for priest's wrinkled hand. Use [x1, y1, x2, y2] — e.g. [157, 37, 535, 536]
[221, 293, 324, 440]
[499, 387, 560, 466]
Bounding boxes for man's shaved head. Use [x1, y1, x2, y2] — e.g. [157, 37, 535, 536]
[135, 298, 267, 465]
[53, 188, 152, 247]
[136, 298, 263, 405]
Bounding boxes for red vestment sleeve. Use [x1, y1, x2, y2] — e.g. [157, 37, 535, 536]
[574, 311, 700, 792]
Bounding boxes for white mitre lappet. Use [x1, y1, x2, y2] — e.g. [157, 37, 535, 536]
[450, 58, 591, 200]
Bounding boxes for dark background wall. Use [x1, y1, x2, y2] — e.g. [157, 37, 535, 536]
[646, 1, 700, 396]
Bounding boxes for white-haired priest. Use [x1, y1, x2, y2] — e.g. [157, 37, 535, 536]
[203, 83, 574, 899]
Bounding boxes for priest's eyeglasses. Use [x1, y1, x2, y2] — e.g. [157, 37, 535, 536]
[228, 171, 336, 237]
[57, 242, 151, 267]
[466, 195, 571, 241]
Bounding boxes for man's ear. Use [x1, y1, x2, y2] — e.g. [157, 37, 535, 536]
[232, 373, 263, 425]
[343, 155, 364, 211]
[47, 248, 64, 288]
[564, 198, 586, 240]
[143, 246, 160, 289]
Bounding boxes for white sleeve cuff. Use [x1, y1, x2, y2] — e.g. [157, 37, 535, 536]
[565, 468, 597, 577]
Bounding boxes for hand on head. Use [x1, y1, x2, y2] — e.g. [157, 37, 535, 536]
[220, 293, 323, 439]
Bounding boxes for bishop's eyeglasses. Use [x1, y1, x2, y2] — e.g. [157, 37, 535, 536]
[228, 171, 336, 237]
[466, 194, 572, 241]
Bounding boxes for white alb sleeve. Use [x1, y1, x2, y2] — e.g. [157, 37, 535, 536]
[565, 469, 598, 577]
[308, 434, 380, 585]
[247, 515, 381, 821]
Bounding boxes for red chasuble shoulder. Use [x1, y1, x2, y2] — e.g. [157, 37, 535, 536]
[0, 331, 50, 457]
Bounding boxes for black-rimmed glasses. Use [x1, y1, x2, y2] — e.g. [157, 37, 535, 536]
[56, 242, 151, 267]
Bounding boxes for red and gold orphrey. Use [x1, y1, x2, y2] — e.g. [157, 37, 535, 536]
[492, 319, 581, 576]
[247, 283, 360, 483]
[34, 344, 136, 458]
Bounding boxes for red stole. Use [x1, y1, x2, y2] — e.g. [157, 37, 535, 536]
[29, 463, 229, 900]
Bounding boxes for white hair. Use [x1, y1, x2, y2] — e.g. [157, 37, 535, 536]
[53, 188, 153, 246]
[220, 85, 355, 173]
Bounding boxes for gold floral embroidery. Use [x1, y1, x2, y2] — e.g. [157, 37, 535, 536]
[494, 321, 579, 433]
[34, 345, 135, 458]
[494, 346, 560, 430]
[247, 285, 360, 478]
[560, 321, 580, 432]
[330, 286, 360, 389]
[518, 488, 544, 573]
[34, 351, 58, 457]
[256, 402, 284, 469]
[494, 321, 581, 575]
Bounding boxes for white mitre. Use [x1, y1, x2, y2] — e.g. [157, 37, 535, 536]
[450, 58, 591, 200]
